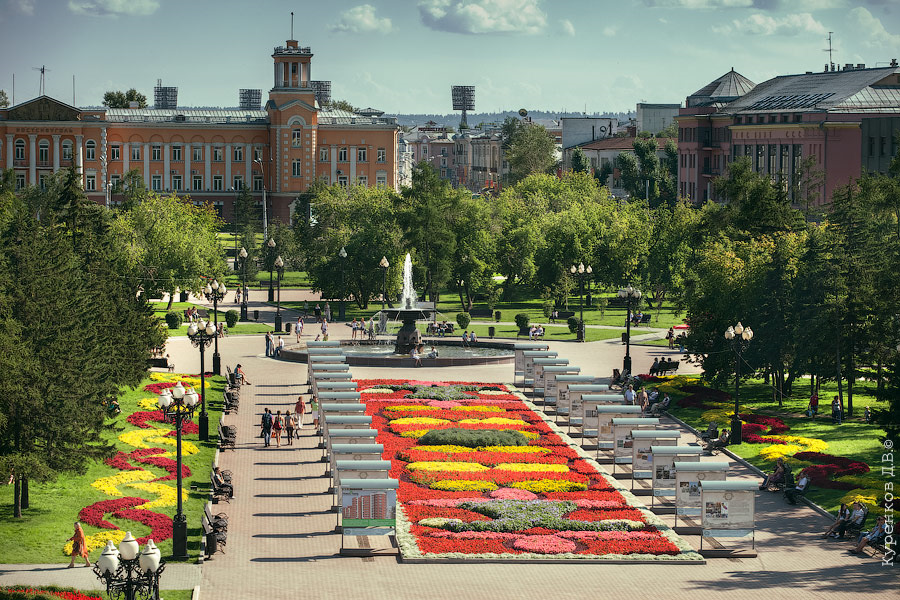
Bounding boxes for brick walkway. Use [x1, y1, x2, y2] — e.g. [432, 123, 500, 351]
[193, 330, 896, 600]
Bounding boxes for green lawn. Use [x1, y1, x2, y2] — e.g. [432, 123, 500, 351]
[322, 319, 623, 343]
[0, 375, 226, 564]
[0, 587, 194, 600]
[151, 302, 272, 335]
[667, 378, 888, 516]
[222, 270, 312, 289]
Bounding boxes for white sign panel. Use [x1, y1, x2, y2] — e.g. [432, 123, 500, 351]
[702, 490, 755, 530]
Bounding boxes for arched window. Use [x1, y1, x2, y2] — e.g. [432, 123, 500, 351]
[39, 140, 49, 163]
[85, 140, 96, 160]
[15, 139, 25, 160]
[62, 140, 73, 160]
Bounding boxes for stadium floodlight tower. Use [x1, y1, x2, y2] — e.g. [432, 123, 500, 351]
[452, 85, 475, 130]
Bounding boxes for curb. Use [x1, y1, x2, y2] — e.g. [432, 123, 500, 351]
[191, 584, 200, 600]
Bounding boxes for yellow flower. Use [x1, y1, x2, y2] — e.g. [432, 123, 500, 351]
[363, 388, 395, 394]
[758, 436, 827, 461]
[492, 463, 569, 473]
[458, 417, 528, 426]
[430, 480, 498, 492]
[400, 429, 430, 438]
[118, 429, 199, 456]
[477, 446, 551, 454]
[385, 405, 431, 412]
[518, 431, 539, 440]
[413, 445, 478, 453]
[509, 480, 587, 493]
[448, 405, 504, 412]
[407, 461, 489, 472]
[389, 417, 451, 425]
[129, 481, 187, 509]
[91, 470, 155, 497]
[138, 398, 160, 410]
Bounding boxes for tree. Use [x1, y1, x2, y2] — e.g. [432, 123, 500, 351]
[506, 124, 557, 182]
[570, 147, 590, 174]
[0, 89, 8, 108]
[615, 152, 641, 199]
[102, 88, 147, 109]
[328, 99, 357, 113]
[596, 161, 613, 188]
[447, 194, 497, 310]
[656, 121, 677, 139]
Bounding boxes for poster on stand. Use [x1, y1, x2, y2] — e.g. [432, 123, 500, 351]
[342, 488, 397, 528]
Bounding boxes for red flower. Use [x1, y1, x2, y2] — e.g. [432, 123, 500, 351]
[79, 497, 147, 529]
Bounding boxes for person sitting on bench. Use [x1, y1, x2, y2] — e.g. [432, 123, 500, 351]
[234, 364, 251, 386]
[850, 516, 886, 554]
[832, 502, 866, 539]
[823, 503, 852, 538]
[705, 428, 729, 453]
[759, 458, 786, 490]
[784, 468, 810, 504]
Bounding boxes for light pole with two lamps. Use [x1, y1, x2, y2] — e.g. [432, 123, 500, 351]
[724, 321, 754, 445]
[618, 285, 642, 375]
[94, 534, 165, 600]
[379, 256, 389, 313]
[266, 238, 276, 302]
[569, 262, 592, 342]
[186, 321, 216, 441]
[253, 158, 269, 241]
[338, 246, 347, 321]
[274, 255, 284, 332]
[203, 279, 226, 376]
[155, 381, 198, 560]
[239, 247, 249, 321]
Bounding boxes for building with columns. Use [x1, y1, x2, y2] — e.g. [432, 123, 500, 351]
[0, 39, 399, 223]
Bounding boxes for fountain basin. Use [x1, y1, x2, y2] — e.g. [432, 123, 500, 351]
[280, 339, 515, 367]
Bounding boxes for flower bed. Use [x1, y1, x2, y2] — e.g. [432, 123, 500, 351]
[358, 379, 701, 562]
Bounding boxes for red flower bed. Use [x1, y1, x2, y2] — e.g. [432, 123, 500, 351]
[105, 452, 139, 471]
[3, 590, 102, 600]
[740, 413, 789, 435]
[791, 452, 870, 489]
[567, 507, 646, 522]
[576, 537, 681, 555]
[112, 508, 174, 544]
[79, 497, 147, 529]
[398, 449, 569, 465]
[414, 536, 514, 555]
[402, 505, 492, 523]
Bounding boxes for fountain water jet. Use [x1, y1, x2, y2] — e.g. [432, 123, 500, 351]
[385, 253, 433, 354]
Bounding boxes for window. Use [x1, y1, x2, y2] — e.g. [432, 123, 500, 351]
[376, 172, 387, 187]
[357, 147, 367, 162]
[881, 137, 887, 157]
[319, 147, 329, 162]
[377, 147, 386, 162]
[780, 144, 789, 171]
[292, 160, 302, 177]
[292, 130, 302, 147]
[131, 145, 140, 161]
[768, 144, 776, 174]
[15, 173, 25, 190]
[193, 175, 203, 191]
[338, 175, 348, 188]
[794, 114, 802, 122]
[152, 145, 161, 161]
[172, 175, 183, 191]
[213, 147, 223, 162]
[110, 174, 121, 189]
[338, 147, 348, 162]
[234, 146, 243, 161]
[39, 174, 47, 190]
[441, 148, 447, 156]
[253, 176, 263, 191]
[110, 144, 120, 161]
[15, 139, 25, 160]
[421, 145, 427, 156]
[254, 147, 262, 161]
[441, 168, 446, 178]
[85, 140, 96, 160]
[151, 175, 162, 191]
[232, 175, 243, 190]
[213, 175, 223, 191]
[357, 176, 367, 186]
[39, 140, 49, 163]
[440, 157, 447, 167]
[63, 140, 73, 160]
[86, 174, 96, 190]
[172, 145, 182, 161]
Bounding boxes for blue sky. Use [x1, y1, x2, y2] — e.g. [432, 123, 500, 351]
[1, 0, 898, 114]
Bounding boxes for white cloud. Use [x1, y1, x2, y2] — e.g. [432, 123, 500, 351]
[602, 25, 618, 36]
[9, 0, 35, 15]
[330, 4, 392, 33]
[849, 7, 900, 49]
[717, 12, 826, 36]
[559, 18, 575, 36]
[68, 0, 159, 17]
[418, 0, 548, 35]
[641, 0, 753, 8]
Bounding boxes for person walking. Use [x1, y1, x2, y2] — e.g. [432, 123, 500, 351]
[261, 408, 273, 447]
[310, 396, 319, 431]
[324, 302, 332, 322]
[296, 316, 304, 342]
[67, 522, 91, 568]
[273, 410, 284, 447]
[295, 396, 306, 436]
[321, 319, 328, 340]
[666, 327, 675, 349]
[284, 410, 295, 445]
[314, 303, 322, 322]
[265, 332, 273, 357]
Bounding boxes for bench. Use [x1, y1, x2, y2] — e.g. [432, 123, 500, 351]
[468, 308, 493, 319]
[555, 311, 575, 320]
[218, 423, 236, 451]
[426, 323, 455, 336]
[650, 360, 680, 376]
[606, 297, 629, 309]
[210, 471, 233, 503]
[147, 357, 169, 369]
[205, 501, 228, 532]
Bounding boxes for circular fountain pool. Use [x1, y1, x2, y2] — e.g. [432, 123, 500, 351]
[280, 340, 516, 367]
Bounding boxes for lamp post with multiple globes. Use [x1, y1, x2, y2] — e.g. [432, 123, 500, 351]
[94, 533, 165, 600]
[724, 321, 754, 445]
[239, 247, 249, 321]
[569, 262, 592, 342]
[266, 237, 276, 302]
[203, 279, 226, 376]
[617, 285, 642, 375]
[186, 321, 216, 441]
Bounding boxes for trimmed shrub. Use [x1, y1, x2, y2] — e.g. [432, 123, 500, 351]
[165, 311, 183, 330]
[514, 313, 530, 329]
[419, 428, 528, 448]
[225, 309, 240, 328]
[542, 301, 553, 319]
[456, 312, 471, 329]
[494, 310, 502, 322]
[567, 316, 579, 333]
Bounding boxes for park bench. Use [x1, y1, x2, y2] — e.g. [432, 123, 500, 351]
[202, 516, 226, 557]
[606, 297, 629, 309]
[218, 422, 237, 451]
[210, 469, 233, 503]
[650, 360, 680, 376]
[147, 357, 169, 369]
[204, 501, 228, 533]
[468, 308, 493, 319]
[224, 389, 239, 413]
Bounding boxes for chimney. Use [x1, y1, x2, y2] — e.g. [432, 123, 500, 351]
[891, 58, 898, 67]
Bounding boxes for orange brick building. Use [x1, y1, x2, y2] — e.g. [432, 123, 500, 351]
[0, 39, 399, 223]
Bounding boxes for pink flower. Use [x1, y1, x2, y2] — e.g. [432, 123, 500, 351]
[512, 535, 577, 554]
[490, 487, 539, 501]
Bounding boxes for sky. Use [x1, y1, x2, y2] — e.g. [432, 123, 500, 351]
[1, 0, 898, 115]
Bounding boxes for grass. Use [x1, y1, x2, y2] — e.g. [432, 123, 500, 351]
[0, 587, 194, 600]
[0, 375, 226, 564]
[151, 302, 272, 335]
[667, 377, 888, 516]
[223, 270, 312, 289]
[329, 320, 624, 343]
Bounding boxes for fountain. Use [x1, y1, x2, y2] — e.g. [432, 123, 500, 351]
[385, 254, 434, 354]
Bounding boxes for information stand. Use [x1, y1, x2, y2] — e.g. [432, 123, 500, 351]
[583, 405, 642, 454]
[531, 358, 569, 397]
[522, 351, 557, 391]
[541, 365, 581, 408]
[699, 480, 758, 557]
[650, 445, 702, 506]
[567, 389, 617, 433]
[673, 461, 729, 527]
[339, 479, 399, 556]
[333, 460, 391, 514]
[327, 443, 384, 481]
[307, 347, 345, 356]
[310, 370, 352, 396]
[315, 381, 358, 395]
[309, 361, 349, 385]
[307, 340, 342, 348]
[554, 375, 601, 422]
[611, 417, 659, 473]
[629, 430, 681, 488]
[514, 343, 550, 386]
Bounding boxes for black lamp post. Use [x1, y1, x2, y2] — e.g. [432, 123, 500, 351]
[618, 285, 642, 375]
[204, 279, 226, 376]
[724, 321, 754, 445]
[274, 255, 284, 332]
[379, 256, 389, 313]
[94, 534, 165, 599]
[156, 381, 197, 560]
[569, 262, 591, 342]
[266, 237, 276, 302]
[239, 247, 248, 321]
[186, 321, 216, 442]
[338, 246, 347, 321]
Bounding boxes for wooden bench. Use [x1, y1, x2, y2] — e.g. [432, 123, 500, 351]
[210, 471, 233, 503]
[650, 360, 680, 376]
[468, 308, 493, 319]
[606, 297, 629, 309]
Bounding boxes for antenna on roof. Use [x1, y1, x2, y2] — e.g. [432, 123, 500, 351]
[824, 32, 834, 71]
[32, 65, 50, 96]
[291, 12, 294, 39]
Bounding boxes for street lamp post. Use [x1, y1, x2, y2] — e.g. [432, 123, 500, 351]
[724, 321, 754, 445]
[155, 381, 198, 560]
[253, 158, 269, 241]
[338, 246, 347, 321]
[239, 247, 248, 321]
[94, 535, 165, 599]
[379, 256, 389, 313]
[204, 279, 227, 376]
[617, 285, 642, 375]
[274, 255, 284, 332]
[266, 237, 276, 302]
[186, 321, 216, 442]
[569, 262, 591, 342]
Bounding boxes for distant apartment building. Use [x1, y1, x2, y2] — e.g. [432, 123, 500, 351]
[677, 62, 900, 205]
[400, 121, 506, 191]
[0, 38, 400, 223]
[636, 103, 680, 135]
[561, 117, 618, 169]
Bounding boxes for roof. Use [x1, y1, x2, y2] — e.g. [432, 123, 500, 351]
[688, 69, 756, 107]
[105, 107, 267, 123]
[577, 137, 674, 152]
[725, 66, 900, 114]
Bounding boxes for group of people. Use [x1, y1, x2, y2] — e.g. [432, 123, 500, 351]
[621, 384, 670, 414]
[427, 321, 454, 336]
[265, 332, 286, 357]
[259, 407, 303, 447]
[409, 344, 439, 366]
[349, 317, 376, 340]
[528, 324, 545, 339]
[628, 309, 645, 325]
[821, 502, 887, 554]
[461, 330, 478, 344]
[312, 302, 332, 323]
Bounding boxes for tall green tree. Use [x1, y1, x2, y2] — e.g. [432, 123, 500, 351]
[102, 89, 147, 108]
[615, 152, 641, 199]
[570, 147, 590, 174]
[0, 89, 8, 108]
[506, 124, 557, 183]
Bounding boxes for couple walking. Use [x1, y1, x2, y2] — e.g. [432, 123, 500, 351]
[260, 408, 298, 447]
